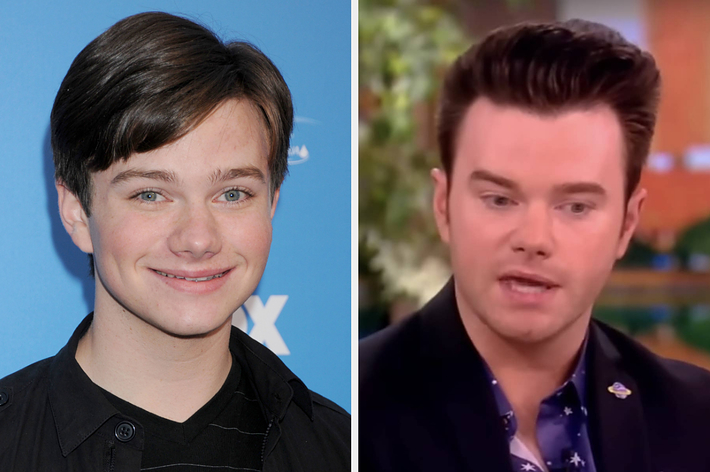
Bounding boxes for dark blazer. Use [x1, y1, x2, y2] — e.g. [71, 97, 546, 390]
[360, 279, 710, 472]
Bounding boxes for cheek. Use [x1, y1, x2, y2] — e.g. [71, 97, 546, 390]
[447, 203, 508, 283]
[222, 213, 273, 261]
[448, 197, 512, 250]
[563, 212, 622, 251]
[89, 210, 170, 264]
[558, 216, 622, 283]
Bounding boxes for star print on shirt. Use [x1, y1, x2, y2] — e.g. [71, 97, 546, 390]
[569, 452, 585, 467]
[484, 336, 596, 472]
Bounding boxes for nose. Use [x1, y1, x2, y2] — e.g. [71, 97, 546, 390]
[167, 203, 222, 259]
[510, 203, 554, 259]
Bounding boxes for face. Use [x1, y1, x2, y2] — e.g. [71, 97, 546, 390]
[58, 99, 277, 338]
[432, 98, 644, 346]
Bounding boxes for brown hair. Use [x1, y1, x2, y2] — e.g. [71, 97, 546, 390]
[52, 11, 293, 213]
[437, 19, 660, 201]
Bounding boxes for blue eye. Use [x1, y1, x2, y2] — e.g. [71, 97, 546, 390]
[223, 189, 242, 202]
[139, 191, 159, 202]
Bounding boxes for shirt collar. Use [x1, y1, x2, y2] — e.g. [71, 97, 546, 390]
[48, 315, 127, 456]
[228, 320, 314, 420]
[48, 313, 314, 456]
[483, 335, 590, 439]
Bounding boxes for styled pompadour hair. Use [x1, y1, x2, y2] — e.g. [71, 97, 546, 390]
[437, 20, 660, 201]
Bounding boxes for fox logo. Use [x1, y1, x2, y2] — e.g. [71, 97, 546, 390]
[233, 295, 290, 355]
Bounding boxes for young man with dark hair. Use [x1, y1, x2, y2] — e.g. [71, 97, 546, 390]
[0, 12, 349, 471]
[360, 20, 710, 472]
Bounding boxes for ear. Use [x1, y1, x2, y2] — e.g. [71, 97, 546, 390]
[616, 187, 646, 259]
[270, 187, 280, 219]
[431, 168, 451, 244]
[56, 182, 94, 254]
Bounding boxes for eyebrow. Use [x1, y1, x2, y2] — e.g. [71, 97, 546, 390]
[111, 169, 177, 185]
[209, 166, 266, 185]
[469, 170, 519, 191]
[552, 182, 607, 197]
[110, 166, 266, 186]
[469, 169, 607, 196]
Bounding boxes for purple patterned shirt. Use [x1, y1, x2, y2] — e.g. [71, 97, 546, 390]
[485, 340, 596, 472]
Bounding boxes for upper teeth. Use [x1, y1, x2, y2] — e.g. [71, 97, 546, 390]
[155, 270, 225, 282]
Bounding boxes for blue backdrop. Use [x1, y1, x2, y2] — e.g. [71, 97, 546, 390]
[0, 1, 351, 411]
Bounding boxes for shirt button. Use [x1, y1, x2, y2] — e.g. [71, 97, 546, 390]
[0, 390, 8, 406]
[115, 421, 136, 442]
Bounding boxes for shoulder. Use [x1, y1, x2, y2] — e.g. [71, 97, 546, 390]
[0, 357, 54, 453]
[306, 391, 350, 439]
[0, 357, 53, 410]
[278, 388, 350, 445]
[310, 390, 350, 420]
[360, 310, 425, 401]
[593, 320, 710, 409]
[271, 389, 350, 471]
[360, 281, 459, 407]
[360, 310, 424, 376]
[262, 365, 350, 470]
[229, 325, 350, 431]
[360, 279, 456, 379]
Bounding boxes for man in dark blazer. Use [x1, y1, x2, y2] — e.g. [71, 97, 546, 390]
[360, 19, 710, 472]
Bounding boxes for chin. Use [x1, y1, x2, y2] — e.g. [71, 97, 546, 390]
[148, 312, 233, 339]
[503, 329, 557, 345]
[491, 315, 568, 345]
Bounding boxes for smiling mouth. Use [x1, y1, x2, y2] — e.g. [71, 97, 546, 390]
[154, 270, 229, 282]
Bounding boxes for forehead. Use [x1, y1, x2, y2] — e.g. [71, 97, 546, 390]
[98, 99, 270, 180]
[453, 98, 625, 190]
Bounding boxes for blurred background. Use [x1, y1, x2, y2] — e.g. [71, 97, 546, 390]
[359, 0, 710, 370]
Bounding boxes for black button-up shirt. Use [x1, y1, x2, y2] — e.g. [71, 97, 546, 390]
[0, 314, 350, 471]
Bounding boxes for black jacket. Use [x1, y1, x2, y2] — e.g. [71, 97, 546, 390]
[0, 314, 350, 471]
[360, 280, 710, 472]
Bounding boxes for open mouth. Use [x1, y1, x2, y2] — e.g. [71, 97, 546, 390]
[154, 269, 230, 282]
[499, 276, 556, 294]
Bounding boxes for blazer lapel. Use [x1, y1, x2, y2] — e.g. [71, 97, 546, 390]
[419, 280, 514, 472]
[587, 322, 652, 472]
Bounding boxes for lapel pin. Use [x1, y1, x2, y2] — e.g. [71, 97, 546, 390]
[607, 382, 632, 399]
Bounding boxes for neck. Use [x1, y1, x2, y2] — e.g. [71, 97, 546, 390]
[456, 287, 589, 437]
[75, 305, 233, 423]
